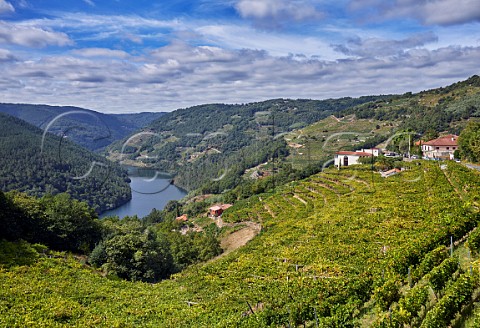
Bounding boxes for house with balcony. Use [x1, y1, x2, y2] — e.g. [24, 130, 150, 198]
[421, 134, 458, 160]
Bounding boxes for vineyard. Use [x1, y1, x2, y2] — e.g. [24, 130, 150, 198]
[2, 161, 480, 327]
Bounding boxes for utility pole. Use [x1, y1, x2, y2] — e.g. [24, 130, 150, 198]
[272, 110, 275, 190]
[408, 133, 411, 158]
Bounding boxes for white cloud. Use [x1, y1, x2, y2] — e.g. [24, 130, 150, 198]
[23, 13, 180, 31]
[16, 13, 181, 46]
[0, 8, 478, 113]
[349, 0, 480, 26]
[235, 0, 324, 28]
[0, 21, 72, 48]
[333, 32, 438, 58]
[422, 0, 480, 25]
[0, 39, 478, 113]
[83, 0, 95, 7]
[0, 0, 14, 14]
[71, 47, 129, 58]
[197, 24, 338, 59]
[0, 48, 16, 61]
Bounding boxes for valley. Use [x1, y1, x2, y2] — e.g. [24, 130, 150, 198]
[2, 162, 480, 326]
[1, 76, 480, 327]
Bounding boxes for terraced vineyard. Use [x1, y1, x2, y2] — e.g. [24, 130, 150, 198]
[2, 161, 480, 327]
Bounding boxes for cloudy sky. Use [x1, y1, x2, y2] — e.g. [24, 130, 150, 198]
[0, 0, 479, 113]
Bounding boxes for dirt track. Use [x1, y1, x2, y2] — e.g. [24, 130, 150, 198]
[220, 222, 261, 255]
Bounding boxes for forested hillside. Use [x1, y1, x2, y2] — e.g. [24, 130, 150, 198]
[108, 75, 480, 198]
[108, 96, 386, 193]
[0, 113, 131, 212]
[2, 161, 480, 326]
[0, 103, 165, 151]
[343, 75, 480, 134]
[279, 75, 480, 172]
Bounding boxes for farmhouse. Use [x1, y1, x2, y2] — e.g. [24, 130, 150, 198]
[208, 204, 233, 217]
[334, 149, 380, 167]
[421, 134, 458, 160]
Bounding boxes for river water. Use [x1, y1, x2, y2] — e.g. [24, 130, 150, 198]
[101, 166, 187, 219]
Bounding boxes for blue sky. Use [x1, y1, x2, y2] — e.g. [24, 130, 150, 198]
[0, 0, 479, 113]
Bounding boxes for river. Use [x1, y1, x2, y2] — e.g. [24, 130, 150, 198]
[101, 166, 187, 219]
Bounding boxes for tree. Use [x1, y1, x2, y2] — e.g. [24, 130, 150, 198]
[39, 193, 101, 252]
[103, 229, 173, 282]
[458, 120, 480, 162]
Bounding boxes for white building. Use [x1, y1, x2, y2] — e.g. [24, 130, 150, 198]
[421, 134, 458, 160]
[359, 148, 382, 157]
[334, 151, 373, 167]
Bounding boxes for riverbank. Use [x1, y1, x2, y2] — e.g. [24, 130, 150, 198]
[100, 166, 187, 219]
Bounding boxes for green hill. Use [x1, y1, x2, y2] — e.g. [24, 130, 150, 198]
[2, 161, 480, 326]
[0, 113, 131, 213]
[107, 97, 386, 193]
[285, 114, 397, 169]
[282, 75, 480, 170]
[0, 103, 165, 151]
[107, 76, 480, 198]
[343, 75, 480, 134]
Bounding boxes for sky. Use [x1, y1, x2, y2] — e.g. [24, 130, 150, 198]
[0, 0, 479, 113]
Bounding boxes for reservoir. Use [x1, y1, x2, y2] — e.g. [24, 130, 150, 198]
[101, 166, 187, 219]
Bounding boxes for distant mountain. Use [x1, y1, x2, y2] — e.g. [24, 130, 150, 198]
[0, 112, 131, 213]
[0, 103, 165, 151]
[108, 96, 387, 192]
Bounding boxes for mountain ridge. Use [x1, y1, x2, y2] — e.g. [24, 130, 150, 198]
[0, 112, 131, 213]
[0, 103, 166, 151]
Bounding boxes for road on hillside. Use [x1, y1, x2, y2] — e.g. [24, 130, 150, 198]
[466, 163, 480, 171]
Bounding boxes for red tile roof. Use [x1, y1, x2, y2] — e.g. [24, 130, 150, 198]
[175, 214, 188, 221]
[423, 134, 458, 147]
[336, 151, 372, 156]
[209, 204, 232, 211]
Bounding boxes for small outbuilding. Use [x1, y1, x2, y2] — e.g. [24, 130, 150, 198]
[209, 204, 233, 217]
[380, 168, 402, 178]
[175, 214, 188, 222]
[334, 151, 372, 167]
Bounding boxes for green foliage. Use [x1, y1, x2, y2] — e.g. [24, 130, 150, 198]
[91, 215, 222, 281]
[427, 256, 459, 294]
[103, 229, 173, 282]
[421, 273, 477, 328]
[459, 120, 480, 162]
[413, 246, 448, 281]
[343, 75, 480, 136]
[39, 193, 102, 252]
[1, 162, 480, 326]
[168, 232, 222, 271]
[1, 191, 102, 253]
[396, 284, 429, 324]
[373, 278, 401, 310]
[0, 113, 131, 213]
[110, 97, 385, 193]
[373, 155, 401, 171]
[88, 241, 107, 267]
[0, 240, 39, 267]
[468, 228, 480, 254]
